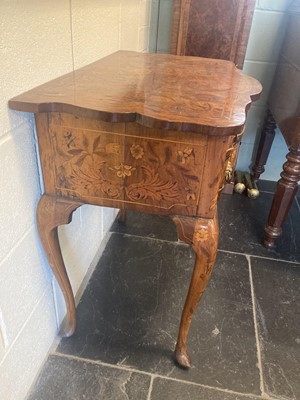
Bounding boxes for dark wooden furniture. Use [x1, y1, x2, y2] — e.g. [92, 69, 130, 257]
[252, 0, 300, 248]
[9, 51, 261, 368]
[171, 0, 256, 68]
[171, 0, 256, 192]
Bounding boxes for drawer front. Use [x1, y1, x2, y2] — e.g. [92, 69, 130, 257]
[50, 125, 207, 215]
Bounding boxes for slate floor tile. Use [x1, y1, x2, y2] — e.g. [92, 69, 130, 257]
[57, 233, 260, 395]
[27, 355, 151, 400]
[150, 377, 261, 400]
[110, 210, 178, 242]
[218, 192, 300, 263]
[110, 190, 300, 264]
[256, 179, 277, 193]
[251, 257, 300, 400]
[27, 183, 300, 399]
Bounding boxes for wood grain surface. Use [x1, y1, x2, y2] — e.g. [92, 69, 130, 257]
[9, 51, 261, 136]
[171, 0, 256, 69]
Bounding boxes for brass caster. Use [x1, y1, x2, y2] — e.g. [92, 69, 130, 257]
[234, 170, 246, 194]
[244, 173, 260, 199]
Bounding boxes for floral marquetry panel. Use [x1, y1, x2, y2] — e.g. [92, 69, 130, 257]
[122, 136, 206, 214]
[46, 114, 207, 216]
[51, 125, 125, 201]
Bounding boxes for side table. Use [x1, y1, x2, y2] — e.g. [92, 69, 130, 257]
[9, 51, 261, 368]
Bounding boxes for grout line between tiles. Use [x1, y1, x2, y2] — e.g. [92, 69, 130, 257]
[257, 190, 274, 194]
[218, 248, 300, 265]
[0, 290, 49, 368]
[51, 352, 262, 399]
[146, 375, 154, 400]
[0, 130, 13, 146]
[247, 255, 265, 397]
[110, 231, 189, 247]
[110, 231, 300, 265]
[1, 118, 34, 144]
[111, 232, 300, 265]
[0, 224, 35, 268]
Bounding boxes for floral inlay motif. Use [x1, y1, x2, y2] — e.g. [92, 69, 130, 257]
[105, 143, 120, 154]
[177, 147, 193, 164]
[186, 189, 196, 201]
[110, 163, 136, 178]
[63, 131, 76, 148]
[126, 165, 179, 202]
[194, 228, 209, 242]
[60, 161, 122, 199]
[130, 144, 144, 160]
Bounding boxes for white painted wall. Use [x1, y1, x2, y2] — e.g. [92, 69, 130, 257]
[0, 1, 150, 400]
[238, 0, 293, 180]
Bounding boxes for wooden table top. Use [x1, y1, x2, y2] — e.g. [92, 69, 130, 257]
[9, 51, 261, 135]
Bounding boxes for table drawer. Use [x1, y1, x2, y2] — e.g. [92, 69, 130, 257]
[50, 124, 207, 215]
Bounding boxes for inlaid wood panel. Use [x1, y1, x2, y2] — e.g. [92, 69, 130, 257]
[171, 0, 256, 69]
[45, 113, 209, 216]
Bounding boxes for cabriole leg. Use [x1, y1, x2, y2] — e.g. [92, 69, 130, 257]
[37, 194, 83, 336]
[172, 212, 219, 368]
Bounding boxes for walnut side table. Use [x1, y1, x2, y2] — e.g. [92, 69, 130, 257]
[9, 51, 261, 368]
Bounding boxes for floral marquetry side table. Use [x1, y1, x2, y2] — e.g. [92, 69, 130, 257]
[9, 51, 261, 368]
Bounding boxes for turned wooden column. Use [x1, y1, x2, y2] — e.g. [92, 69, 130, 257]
[252, 111, 277, 181]
[264, 148, 300, 248]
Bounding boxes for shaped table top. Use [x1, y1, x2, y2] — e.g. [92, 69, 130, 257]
[9, 51, 262, 135]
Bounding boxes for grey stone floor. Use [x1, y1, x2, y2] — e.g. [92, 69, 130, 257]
[27, 181, 300, 400]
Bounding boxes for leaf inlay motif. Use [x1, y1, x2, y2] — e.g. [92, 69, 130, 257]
[126, 165, 179, 202]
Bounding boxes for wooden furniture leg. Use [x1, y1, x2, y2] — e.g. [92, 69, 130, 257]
[252, 110, 277, 181]
[172, 212, 219, 368]
[264, 148, 300, 248]
[117, 208, 127, 223]
[37, 194, 83, 336]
